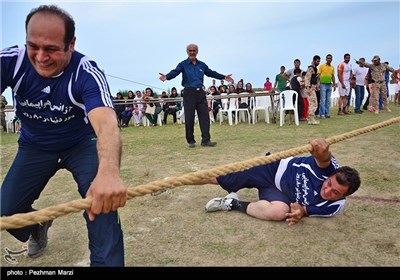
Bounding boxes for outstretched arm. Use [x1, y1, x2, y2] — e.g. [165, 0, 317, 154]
[192, 177, 218, 185]
[86, 107, 128, 221]
[224, 74, 234, 84]
[309, 138, 332, 168]
[159, 62, 184, 82]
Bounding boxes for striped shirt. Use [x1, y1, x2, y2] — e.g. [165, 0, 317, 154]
[1, 45, 114, 152]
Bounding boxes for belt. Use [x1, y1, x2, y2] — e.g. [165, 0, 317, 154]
[185, 87, 202, 91]
[374, 81, 385, 84]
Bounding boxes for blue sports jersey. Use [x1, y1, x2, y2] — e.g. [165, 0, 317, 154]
[1, 45, 114, 152]
[217, 155, 345, 217]
[277, 156, 344, 217]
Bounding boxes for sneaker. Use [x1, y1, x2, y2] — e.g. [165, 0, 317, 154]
[27, 220, 53, 258]
[205, 192, 238, 212]
[201, 141, 217, 147]
[188, 142, 196, 148]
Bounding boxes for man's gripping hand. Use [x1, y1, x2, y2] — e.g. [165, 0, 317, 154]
[86, 174, 127, 221]
[285, 203, 307, 226]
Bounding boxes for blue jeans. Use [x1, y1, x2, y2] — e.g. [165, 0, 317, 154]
[379, 94, 383, 109]
[346, 88, 353, 107]
[319, 84, 332, 116]
[355, 85, 365, 112]
[1, 136, 124, 266]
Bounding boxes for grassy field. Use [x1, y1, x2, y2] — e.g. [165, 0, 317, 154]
[1, 105, 400, 267]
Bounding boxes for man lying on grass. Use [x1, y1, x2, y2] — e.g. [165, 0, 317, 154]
[204, 138, 360, 225]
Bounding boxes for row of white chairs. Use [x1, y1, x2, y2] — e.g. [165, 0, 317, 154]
[216, 94, 271, 125]
[216, 90, 300, 127]
[4, 111, 16, 133]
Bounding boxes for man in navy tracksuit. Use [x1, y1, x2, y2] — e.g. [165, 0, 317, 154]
[1, 5, 127, 266]
[204, 139, 361, 226]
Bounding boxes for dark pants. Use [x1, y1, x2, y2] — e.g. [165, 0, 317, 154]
[163, 108, 178, 124]
[121, 110, 133, 126]
[315, 90, 320, 115]
[363, 85, 371, 110]
[293, 90, 304, 119]
[183, 87, 211, 144]
[115, 108, 124, 125]
[216, 160, 290, 204]
[0, 136, 124, 266]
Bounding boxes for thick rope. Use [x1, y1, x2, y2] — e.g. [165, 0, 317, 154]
[1, 116, 399, 230]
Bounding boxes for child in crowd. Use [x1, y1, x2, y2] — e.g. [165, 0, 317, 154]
[300, 71, 308, 121]
[14, 116, 21, 133]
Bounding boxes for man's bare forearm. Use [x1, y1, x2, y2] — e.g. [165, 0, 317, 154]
[97, 124, 122, 174]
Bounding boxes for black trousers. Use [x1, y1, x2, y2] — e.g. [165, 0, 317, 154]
[363, 86, 371, 110]
[183, 88, 211, 144]
[293, 90, 304, 118]
[315, 90, 320, 115]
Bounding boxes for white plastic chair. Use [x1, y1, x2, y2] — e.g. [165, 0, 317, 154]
[250, 96, 271, 124]
[235, 93, 251, 124]
[221, 96, 249, 125]
[177, 107, 184, 124]
[279, 90, 299, 126]
[176, 107, 201, 125]
[218, 94, 234, 125]
[5, 111, 15, 133]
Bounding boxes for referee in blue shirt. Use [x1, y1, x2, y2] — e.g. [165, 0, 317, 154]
[160, 43, 234, 148]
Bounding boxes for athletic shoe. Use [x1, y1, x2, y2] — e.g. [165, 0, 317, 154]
[27, 220, 53, 258]
[205, 192, 238, 212]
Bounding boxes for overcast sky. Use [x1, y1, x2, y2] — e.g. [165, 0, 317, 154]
[1, 0, 399, 101]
